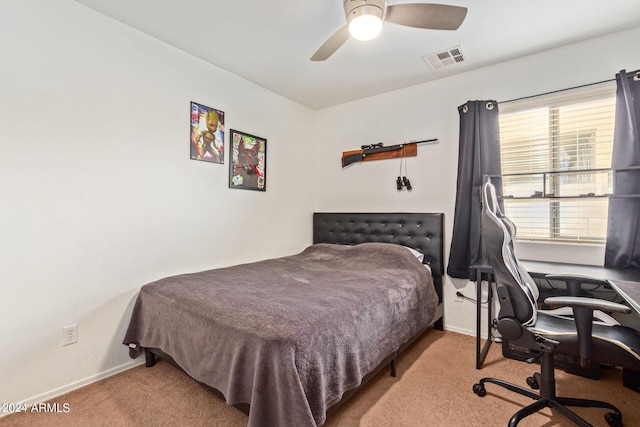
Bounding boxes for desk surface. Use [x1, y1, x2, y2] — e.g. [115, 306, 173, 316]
[521, 260, 640, 316]
[521, 260, 640, 282]
[609, 280, 640, 316]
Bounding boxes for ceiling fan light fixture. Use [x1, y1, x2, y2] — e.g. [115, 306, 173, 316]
[349, 14, 383, 41]
[345, 1, 385, 41]
[311, 1, 466, 61]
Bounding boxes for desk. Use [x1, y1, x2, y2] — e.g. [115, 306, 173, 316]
[521, 260, 640, 283]
[470, 263, 495, 370]
[609, 280, 640, 316]
[472, 260, 640, 370]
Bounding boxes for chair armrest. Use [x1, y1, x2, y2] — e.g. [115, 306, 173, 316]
[544, 296, 631, 314]
[544, 295, 631, 368]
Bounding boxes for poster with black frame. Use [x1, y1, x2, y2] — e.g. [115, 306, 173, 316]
[190, 101, 225, 163]
[229, 129, 266, 191]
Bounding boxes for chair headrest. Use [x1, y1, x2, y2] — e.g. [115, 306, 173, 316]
[483, 180, 517, 238]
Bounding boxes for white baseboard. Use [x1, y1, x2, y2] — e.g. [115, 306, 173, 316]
[0, 359, 145, 418]
[443, 324, 476, 337]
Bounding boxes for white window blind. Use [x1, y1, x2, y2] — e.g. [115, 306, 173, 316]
[498, 83, 616, 243]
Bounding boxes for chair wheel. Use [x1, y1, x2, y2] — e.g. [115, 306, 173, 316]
[472, 383, 486, 397]
[526, 376, 539, 389]
[605, 412, 623, 427]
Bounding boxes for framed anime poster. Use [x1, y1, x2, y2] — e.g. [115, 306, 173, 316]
[229, 129, 267, 191]
[190, 101, 225, 163]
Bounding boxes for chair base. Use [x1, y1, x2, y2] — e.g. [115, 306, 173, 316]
[473, 377, 623, 427]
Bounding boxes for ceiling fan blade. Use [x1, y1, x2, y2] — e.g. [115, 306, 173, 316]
[310, 25, 350, 61]
[386, 3, 467, 30]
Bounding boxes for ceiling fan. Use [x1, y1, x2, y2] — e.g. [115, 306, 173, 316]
[310, 1, 467, 61]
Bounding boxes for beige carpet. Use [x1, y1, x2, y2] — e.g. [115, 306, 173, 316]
[2, 330, 638, 426]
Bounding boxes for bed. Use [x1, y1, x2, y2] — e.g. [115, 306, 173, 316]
[123, 212, 444, 427]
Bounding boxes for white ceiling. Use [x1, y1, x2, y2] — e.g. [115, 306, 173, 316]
[72, 0, 640, 110]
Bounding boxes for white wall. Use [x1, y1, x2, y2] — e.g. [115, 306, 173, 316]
[0, 0, 315, 407]
[313, 26, 640, 336]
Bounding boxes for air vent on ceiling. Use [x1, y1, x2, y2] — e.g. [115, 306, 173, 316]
[423, 45, 466, 70]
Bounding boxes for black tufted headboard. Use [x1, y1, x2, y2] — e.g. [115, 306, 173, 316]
[313, 213, 445, 300]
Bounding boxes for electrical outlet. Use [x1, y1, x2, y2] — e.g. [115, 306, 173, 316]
[455, 292, 464, 303]
[63, 325, 78, 346]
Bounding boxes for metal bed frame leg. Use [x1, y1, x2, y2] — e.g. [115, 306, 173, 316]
[145, 349, 156, 367]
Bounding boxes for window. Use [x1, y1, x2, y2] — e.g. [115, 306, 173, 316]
[498, 84, 616, 243]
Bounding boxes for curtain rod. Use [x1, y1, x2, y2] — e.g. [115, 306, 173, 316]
[498, 78, 613, 104]
[498, 68, 640, 105]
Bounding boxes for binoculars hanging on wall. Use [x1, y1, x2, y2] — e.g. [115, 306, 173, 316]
[396, 176, 412, 191]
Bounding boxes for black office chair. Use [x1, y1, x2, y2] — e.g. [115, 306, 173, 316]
[473, 181, 640, 427]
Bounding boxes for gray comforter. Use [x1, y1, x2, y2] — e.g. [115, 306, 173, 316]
[123, 242, 438, 426]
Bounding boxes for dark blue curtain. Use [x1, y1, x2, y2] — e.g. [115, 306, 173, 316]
[605, 70, 640, 269]
[447, 101, 502, 279]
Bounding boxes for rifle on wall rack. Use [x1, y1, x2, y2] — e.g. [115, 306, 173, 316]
[341, 138, 439, 167]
